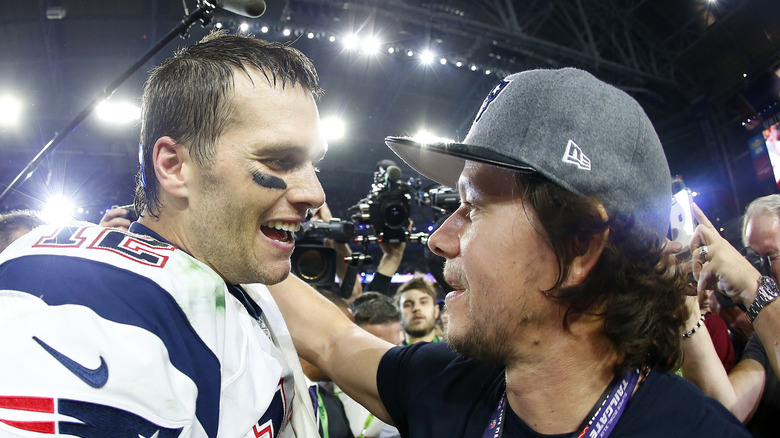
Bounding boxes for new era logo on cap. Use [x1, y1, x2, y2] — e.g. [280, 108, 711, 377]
[562, 139, 591, 170]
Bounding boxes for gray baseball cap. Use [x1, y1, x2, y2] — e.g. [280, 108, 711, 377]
[385, 67, 671, 241]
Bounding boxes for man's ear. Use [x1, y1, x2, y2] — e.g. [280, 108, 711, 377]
[563, 204, 609, 288]
[152, 136, 189, 199]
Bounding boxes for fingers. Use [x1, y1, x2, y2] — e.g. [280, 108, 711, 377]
[99, 207, 131, 229]
[692, 203, 714, 229]
[316, 202, 333, 221]
[99, 208, 132, 230]
[663, 239, 683, 256]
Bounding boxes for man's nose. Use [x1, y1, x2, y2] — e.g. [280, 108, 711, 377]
[288, 165, 326, 211]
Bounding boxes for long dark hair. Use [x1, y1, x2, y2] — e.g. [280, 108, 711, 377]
[519, 172, 688, 373]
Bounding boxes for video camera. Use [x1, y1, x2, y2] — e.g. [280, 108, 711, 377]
[291, 159, 461, 293]
[290, 218, 356, 287]
[349, 160, 460, 244]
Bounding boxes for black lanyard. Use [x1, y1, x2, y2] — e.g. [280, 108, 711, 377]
[483, 369, 641, 438]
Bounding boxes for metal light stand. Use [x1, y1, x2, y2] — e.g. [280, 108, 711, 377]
[0, 4, 217, 204]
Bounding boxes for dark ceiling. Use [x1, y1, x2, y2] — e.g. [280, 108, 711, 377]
[1, 0, 780, 238]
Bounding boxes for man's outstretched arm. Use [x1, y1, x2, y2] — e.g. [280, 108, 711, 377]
[268, 274, 394, 422]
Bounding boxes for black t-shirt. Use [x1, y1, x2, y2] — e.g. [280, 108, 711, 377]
[377, 342, 749, 438]
[741, 332, 780, 438]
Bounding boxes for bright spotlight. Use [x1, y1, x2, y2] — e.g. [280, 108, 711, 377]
[470, 65, 478, 71]
[413, 130, 454, 144]
[439, 58, 447, 65]
[406, 50, 414, 57]
[283, 28, 291, 36]
[239, 23, 249, 32]
[96, 100, 140, 124]
[307, 32, 315, 39]
[362, 36, 381, 54]
[261, 26, 269, 33]
[328, 35, 336, 43]
[0, 95, 22, 126]
[42, 195, 75, 225]
[420, 50, 434, 64]
[455, 61, 463, 67]
[321, 117, 346, 141]
[215, 22, 223, 29]
[343, 34, 359, 50]
[485, 69, 492, 75]
[388, 47, 395, 54]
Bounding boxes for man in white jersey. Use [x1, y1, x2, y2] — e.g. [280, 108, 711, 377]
[0, 31, 324, 437]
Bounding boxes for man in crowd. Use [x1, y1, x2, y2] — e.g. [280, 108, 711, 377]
[269, 68, 748, 436]
[0, 210, 44, 253]
[682, 195, 780, 437]
[352, 292, 404, 352]
[395, 277, 441, 344]
[0, 31, 324, 436]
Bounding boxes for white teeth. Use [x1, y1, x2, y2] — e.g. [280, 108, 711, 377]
[266, 221, 301, 232]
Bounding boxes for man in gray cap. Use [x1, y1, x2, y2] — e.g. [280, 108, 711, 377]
[270, 68, 748, 436]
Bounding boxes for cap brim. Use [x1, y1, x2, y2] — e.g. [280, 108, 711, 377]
[385, 136, 535, 188]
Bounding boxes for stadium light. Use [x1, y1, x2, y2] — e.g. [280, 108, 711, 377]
[321, 117, 346, 141]
[96, 100, 140, 124]
[0, 95, 23, 127]
[361, 36, 381, 55]
[420, 50, 434, 65]
[41, 195, 75, 225]
[343, 34, 359, 50]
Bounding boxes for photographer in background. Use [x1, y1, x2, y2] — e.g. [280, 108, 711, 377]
[364, 234, 407, 297]
[310, 201, 363, 300]
[682, 197, 780, 436]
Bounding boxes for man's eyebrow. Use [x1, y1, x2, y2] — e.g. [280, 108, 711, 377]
[254, 143, 326, 161]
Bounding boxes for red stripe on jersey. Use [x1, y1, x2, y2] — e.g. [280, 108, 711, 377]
[0, 396, 54, 412]
[0, 419, 55, 434]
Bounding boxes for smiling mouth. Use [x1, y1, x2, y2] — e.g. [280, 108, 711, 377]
[261, 221, 301, 243]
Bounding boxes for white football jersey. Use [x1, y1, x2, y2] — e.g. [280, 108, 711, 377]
[0, 222, 300, 438]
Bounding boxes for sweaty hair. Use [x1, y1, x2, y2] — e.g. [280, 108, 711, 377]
[395, 276, 437, 304]
[0, 210, 44, 252]
[134, 30, 322, 217]
[352, 292, 402, 326]
[741, 194, 780, 246]
[518, 172, 688, 374]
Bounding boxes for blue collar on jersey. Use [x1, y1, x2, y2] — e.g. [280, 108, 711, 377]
[128, 222, 171, 245]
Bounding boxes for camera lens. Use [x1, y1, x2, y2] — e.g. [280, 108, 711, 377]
[383, 202, 408, 229]
[296, 249, 328, 281]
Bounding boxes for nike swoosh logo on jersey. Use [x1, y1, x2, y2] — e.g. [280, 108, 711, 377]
[33, 336, 109, 388]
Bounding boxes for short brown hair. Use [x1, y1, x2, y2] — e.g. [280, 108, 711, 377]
[135, 30, 322, 217]
[0, 210, 44, 252]
[395, 276, 437, 304]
